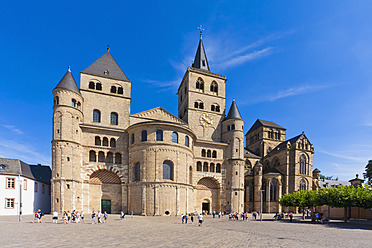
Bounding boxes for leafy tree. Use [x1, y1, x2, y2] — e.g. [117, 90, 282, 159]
[363, 160, 372, 185]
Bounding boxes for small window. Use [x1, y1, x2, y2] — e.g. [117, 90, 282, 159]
[0, 164, 6, 170]
[5, 199, 14, 209]
[95, 136, 101, 146]
[156, 130, 163, 141]
[210, 81, 218, 94]
[96, 83, 102, 91]
[163, 161, 173, 180]
[110, 112, 118, 125]
[106, 152, 113, 163]
[89, 81, 95, 89]
[54, 96, 59, 105]
[172, 132, 178, 143]
[197, 161, 202, 171]
[201, 149, 206, 157]
[77, 102, 81, 109]
[216, 163, 221, 173]
[102, 137, 109, 146]
[212, 150, 217, 158]
[194, 102, 199, 108]
[196, 78, 204, 92]
[227, 126, 231, 131]
[23, 179, 27, 190]
[134, 162, 140, 181]
[216, 106, 220, 112]
[111, 86, 117, 93]
[118, 87, 123, 94]
[71, 99, 76, 107]
[93, 109, 101, 123]
[210, 163, 215, 172]
[211, 105, 215, 111]
[231, 124, 235, 130]
[141, 130, 147, 142]
[131, 133, 135, 144]
[89, 150, 96, 162]
[110, 138, 116, 147]
[6, 178, 15, 189]
[185, 136, 189, 147]
[98, 151, 105, 162]
[207, 150, 211, 158]
[115, 153, 122, 164]
[203, 162, 208, 172]
[199, 102, 204, 109]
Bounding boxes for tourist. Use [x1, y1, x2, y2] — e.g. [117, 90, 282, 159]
[37, 209, 44, 223]
[67, 211, 71, 223]
[181, 214, 185, 224]
[120, 211, 125, 220]
[104, 211, 108, 223]
[91, 211, 96, 224]
[76, 211, 80, 223]
[71, 210, 76, 222]
[289, 212, 293, 222]
[213, 211, 216, 218]
[63, 211, 68, 224]
[315, 212, 320, 221]
[81, 211, 85, 223]
[52, 210, 58, 223]
[97, 211, 102, 223]
[198, 213, 204, 226]
[33, 211, 39, 223]
[184, 213, 188, 224]
[190, 215, 194, 224]
[218, 212, 221, 218]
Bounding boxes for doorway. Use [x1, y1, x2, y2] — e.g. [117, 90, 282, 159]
[101, 199, 111, 214]
[202, 202, 210, 214]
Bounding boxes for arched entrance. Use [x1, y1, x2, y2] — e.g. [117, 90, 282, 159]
[196, 177, 220, 214]
[89, 169, 122, 213]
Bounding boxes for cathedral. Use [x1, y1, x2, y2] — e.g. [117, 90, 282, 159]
[51, 33, 321, 215]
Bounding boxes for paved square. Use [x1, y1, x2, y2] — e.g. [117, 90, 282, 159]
[0, 214, 371, 247]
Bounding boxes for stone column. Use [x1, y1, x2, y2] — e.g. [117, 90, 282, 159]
[154, 185, 160, 216]
[141, 184, 146, 216]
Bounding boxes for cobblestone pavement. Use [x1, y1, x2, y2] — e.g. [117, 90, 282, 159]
[0, 214, 371, 248]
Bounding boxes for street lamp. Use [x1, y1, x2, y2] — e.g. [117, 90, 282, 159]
[259, 189, 265, 222]
[16, 176, 23, 222]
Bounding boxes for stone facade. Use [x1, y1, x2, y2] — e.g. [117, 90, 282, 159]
[51, 37, 320, 215]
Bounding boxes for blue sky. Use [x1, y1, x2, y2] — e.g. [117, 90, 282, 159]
[0, 0, 371, 181]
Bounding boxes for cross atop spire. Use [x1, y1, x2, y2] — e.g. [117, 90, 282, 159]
[197, 23, 205, 39]
[192, 23, 210, 71]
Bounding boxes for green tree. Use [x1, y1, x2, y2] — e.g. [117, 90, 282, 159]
[364, 160, 372, 185]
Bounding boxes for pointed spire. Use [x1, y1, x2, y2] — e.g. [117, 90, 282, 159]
[54, 67, 80, 95]
[82, 51, 129, 81]
[192, 24, 210, 71]
[225, 98, 243, 120]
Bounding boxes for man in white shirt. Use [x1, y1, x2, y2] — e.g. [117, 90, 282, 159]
[198, 214, 204, 226]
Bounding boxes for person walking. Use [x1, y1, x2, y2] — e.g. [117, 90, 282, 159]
[63, 211, 68, 224]
[52, 210, 58, 223]
[191, 215, 194, 224]
[120, 211, 125, 220]
[198, 213, 204, 226]
[67, 211, 71, 223]
[181, 214, 185, 224]
[81, 211, 85, 223]
[91, 211, 96, 224]
[76, 211, 80, 223]
[184, 214, 188, 224]
[104, 211, 108, 223]
[97, 211, 102, 223]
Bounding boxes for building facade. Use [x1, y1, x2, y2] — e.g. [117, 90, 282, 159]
[51, 34, 320, 215]
[0, 158, 51, 215]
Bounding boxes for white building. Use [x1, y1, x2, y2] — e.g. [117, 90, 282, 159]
[0, 158, 51, 216]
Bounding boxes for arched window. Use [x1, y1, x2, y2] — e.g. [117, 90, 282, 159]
[207, 150, 211, 158]
[93, 109, 101, 123]
[212, 150, 217, 158]
[172, 132, 178, 143]
[194, 101, 204, 109]
[231, 124, 235, 130]
[156, 130, 163, 141]
[95, 136, 101, 146]
[299, 179, 307, 191]
[199, 102, 204, 109]
[210, 81, 218, 94]
[216, 105, 220, 112]
[270, 181, 277, 201]
[117, 87, 123, 94]
[197, 161, 202, 171]
[71, 99, 76, 107]
[210, 163, 215, 172]
[185, 136, 189, 147]
[110, 138, 116, 147]
[163, 161, 173, 180]
[89, 150, 96, 162]
[216, 163, 221, 173]
[300, 155, 306, 174]
[98, 151, 105, 162]
[111, 86, 117, 93]
[110, 112, 118, 125]
[77, 102, 81, 109]
[89, 81, 95, 89]
[96, 83, 102, 91]
[203, 162, 208, 172]
[194, 102, 199, 108]
[211, 105, 215, 111]
[134, 162, 140, 181]
[115, 153, 122, 164]
[201, 149, 206, 157]
[54, 96, 59, 105]
[102, 137, 108, 146]
[106, 152, 113, 163]
[196, 78, 204, 92]
[131, 133, 135, 144]
[141, 130, 147, 141]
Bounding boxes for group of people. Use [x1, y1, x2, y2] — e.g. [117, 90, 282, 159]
[33, 209, 44, 223]
[51, 210, 111, 224]
[180, 213, 205, 226]
[273, 212, 294, 222]
[228, 212, 259, 221]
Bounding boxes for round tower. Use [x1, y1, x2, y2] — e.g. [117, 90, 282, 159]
[253, 161, 263, 212]
[222, 99, 245, 213]
[51, 67, 84, 213]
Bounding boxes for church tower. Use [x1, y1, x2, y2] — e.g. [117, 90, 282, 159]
[177, 31, 227, 141]
[51, 68, 84, 212]
[222, 100, 245, 213]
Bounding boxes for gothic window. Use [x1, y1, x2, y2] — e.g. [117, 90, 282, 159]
[172, 132, 178, 143]
[93, 109, 101, 123]
[102, 137, 108, 146]
[163, 161, 173, 180]
[71, 99, 76, 107]
[196, 78, 204, 92]
[212, 150, 217, 158]
[111, 86, 117, 93]
[89, 150, 96, 162]
[110, 112, 118, 125]
[270, 181, 277, 201]
[117, 87, 123, 94]
[207, 150, 211, 158]
[115, 153, 122, 164]
[299, 179, 307, 191]
[131, 133, 135, 144]
[141, 130, 147, 142]
[203, 162, 208, 172]
[98, 151, 105, 162]
[89, 81, 95, 89]
[197, 161, 202, 171]
[216, 163, 221, 173]
[210, 163, 215, 172]
[134, 162, 140, 181]
[110, 138, 116, 147]
[96, 83, 102, 91]
[185, 136, 189, 147]
[106, 152, 113, 163]
[156, 130, 163, 141]
[201, 149, 206, 157]
[95, 136, 101, 146]
[210, 81, 218, 95]
[299, 155, 307, 174]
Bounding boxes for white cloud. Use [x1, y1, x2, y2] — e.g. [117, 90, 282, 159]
[221, 47, 273, 69]
[318, 150, 367, 163]
[1, 125, 24, 135]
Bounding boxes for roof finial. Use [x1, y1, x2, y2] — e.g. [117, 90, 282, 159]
[107, 44, 110, 52]
[68, 66, 71, 72]
[233, 97, 235, 101]
[197, 23, 205, 39]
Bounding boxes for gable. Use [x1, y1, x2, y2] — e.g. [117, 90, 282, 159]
[130, 107, 186, 125]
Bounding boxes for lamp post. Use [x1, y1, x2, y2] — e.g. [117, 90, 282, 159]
[17, 176, 23, 222]
[259, 189, 264, 222]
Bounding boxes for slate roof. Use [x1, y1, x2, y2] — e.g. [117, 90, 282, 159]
[247, 119, 286, 134]
[244, 148, 261, 159]
[192, 37, 210, 71]
[82, 51, 130, 82]
[266, 133, 303, 156]
[0, 158, 51, 184]
[54, 69, 81, 95]
[264, 168, 283, 175]
[319, 179, 350, 189]
[225, 99, 243, 120]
